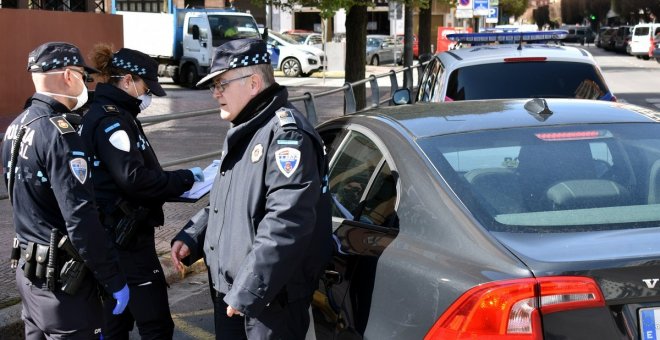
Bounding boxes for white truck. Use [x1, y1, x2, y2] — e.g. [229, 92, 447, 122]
[119, 8, 262, 88]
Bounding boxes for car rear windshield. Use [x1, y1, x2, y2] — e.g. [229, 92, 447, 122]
[418, 123, 660, 232]
[445, 61, 610, 101]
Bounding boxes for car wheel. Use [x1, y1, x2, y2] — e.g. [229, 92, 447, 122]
[182, 64, 199, 89]
[282, 58, 302, 77]
[656, 57, 660, 64]
[371, 55, 380, 66]
[642, 55, 650, 60]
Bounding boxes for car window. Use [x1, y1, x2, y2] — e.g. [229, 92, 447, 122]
[635, 27, 650, 36]
[357, 161, 398, 228]
[328, 131, 384, 221]
[418, 123, 660, 232]
[309, 35, 323, 44]
[445, 61, 610, 101]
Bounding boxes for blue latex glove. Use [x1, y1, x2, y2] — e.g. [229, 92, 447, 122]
[112, 284, 130, 315]
[190, 167, 204, 182]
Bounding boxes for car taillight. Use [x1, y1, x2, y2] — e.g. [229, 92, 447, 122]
[424, 276, 605, 340]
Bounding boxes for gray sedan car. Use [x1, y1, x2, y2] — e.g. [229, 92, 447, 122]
[312, 98, 660, 339]
[366, 35, 402, 66]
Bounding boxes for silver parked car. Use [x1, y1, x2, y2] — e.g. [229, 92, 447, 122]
[366, 35, 402, 66]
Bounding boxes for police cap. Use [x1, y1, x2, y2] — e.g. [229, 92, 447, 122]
[196, 38, 271, 88]
[111, 48, 166, 97]
[27, 42, 99, 74]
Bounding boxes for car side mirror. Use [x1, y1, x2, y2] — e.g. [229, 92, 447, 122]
[392, 88, 411, 105]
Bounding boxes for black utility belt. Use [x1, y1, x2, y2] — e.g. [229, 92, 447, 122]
[20, 233, 89, 295]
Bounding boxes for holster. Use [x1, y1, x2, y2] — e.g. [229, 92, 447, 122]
[59, 259, 87, 295]
[57, 235, 87, 295]
[111, 201, 150, 249]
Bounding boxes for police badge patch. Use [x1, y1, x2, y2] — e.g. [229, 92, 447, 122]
[274, 147, 301, 178]
[251, 144, 263, 163]
[69, 157, 88, 184]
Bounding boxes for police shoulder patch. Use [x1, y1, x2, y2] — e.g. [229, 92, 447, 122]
[49, 117, 75, 135]
[109, 130, 131, 152]
[274, 147, 301, 178]
[276, 108, 297, 128]
[69, 157, 88, 184]
[103, 105, 120, 113]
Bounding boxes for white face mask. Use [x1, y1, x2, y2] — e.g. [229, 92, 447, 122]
[37, 72, 88, 111]
[138, 93, 152, 111]
[131, 78, 152, 111]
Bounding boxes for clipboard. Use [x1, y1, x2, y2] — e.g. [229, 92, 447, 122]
[170, 160, 220, 203]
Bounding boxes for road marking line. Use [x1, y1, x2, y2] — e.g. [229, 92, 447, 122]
[172, 309, 215, 339]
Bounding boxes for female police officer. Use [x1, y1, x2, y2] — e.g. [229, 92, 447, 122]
[79, 45, 204, 339]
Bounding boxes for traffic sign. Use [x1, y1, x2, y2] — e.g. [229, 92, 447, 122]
[457, 0, 472, 10]
[486, 6, 498, 23]
[474, 0, 489, 16]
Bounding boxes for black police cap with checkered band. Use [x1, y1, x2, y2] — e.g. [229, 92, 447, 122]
[111, 48, 166, 97]
[27, 42, 99, 74]
[196, 38, 271, 88]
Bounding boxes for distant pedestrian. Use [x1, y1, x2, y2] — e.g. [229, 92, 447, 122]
[171, 38, 332, 339]
[79, 44, 204, 339]
[1, 41, 129, 339]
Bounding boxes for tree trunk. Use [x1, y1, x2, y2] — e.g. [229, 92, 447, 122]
[345, 5, 367, 112]
[419, 4, 432, 55]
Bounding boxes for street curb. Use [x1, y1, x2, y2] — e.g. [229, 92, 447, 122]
[0, 254, 207, 339]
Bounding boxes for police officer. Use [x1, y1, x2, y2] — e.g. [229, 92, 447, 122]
[79, 44, 203, 339]
[1, 42, 129, 339]
[170, 38, 332, 339]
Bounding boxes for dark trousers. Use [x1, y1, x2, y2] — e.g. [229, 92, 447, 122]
[212, 290, 311, 340]
[16, 265, 103, 340]
[101, 279, 174, 340]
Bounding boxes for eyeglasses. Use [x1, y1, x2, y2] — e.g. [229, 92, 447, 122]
[69, 68, 92, 83]
[144, 87, 151, 96]
[209, 74, 253, 93]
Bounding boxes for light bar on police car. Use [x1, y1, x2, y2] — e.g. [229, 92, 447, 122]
[446, 30, 568, 43]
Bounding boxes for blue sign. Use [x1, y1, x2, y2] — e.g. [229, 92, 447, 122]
[488, 7, 498, 19]
[474, 0, 489, 10]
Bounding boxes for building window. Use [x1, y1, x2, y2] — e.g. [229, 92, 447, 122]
[115, 0, 163, 12]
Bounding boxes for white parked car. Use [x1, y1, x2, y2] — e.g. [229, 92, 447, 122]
[629, 23, 660, 59]
[266, 30, 325, 77]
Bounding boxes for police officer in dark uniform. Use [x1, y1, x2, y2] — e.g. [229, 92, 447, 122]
[79, 45, 203, 339]
[1, 42, 129, 339]
[170, 38, 332, 339]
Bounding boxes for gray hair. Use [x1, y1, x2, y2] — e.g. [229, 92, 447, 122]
[235, 64, 275, 88]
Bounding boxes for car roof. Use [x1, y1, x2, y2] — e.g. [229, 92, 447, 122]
[339, 99, 659, 139]
[437, 44, 596, 69]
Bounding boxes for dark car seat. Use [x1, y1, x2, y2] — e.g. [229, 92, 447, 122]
[516, 141, 596, 211]
[464, 168, 525, 214]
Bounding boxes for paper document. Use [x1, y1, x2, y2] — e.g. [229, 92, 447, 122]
[178, 160, 220, 201]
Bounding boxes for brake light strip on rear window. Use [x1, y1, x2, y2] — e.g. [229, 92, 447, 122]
[535, 130, 601, 141]
[424, 276, 605, 340]
[503, 57, 548, 63]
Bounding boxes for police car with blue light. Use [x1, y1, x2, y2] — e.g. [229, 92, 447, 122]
[413, 30, 615, 103]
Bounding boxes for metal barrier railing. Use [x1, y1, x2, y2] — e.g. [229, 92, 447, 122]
[0, 62, 427, 201]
